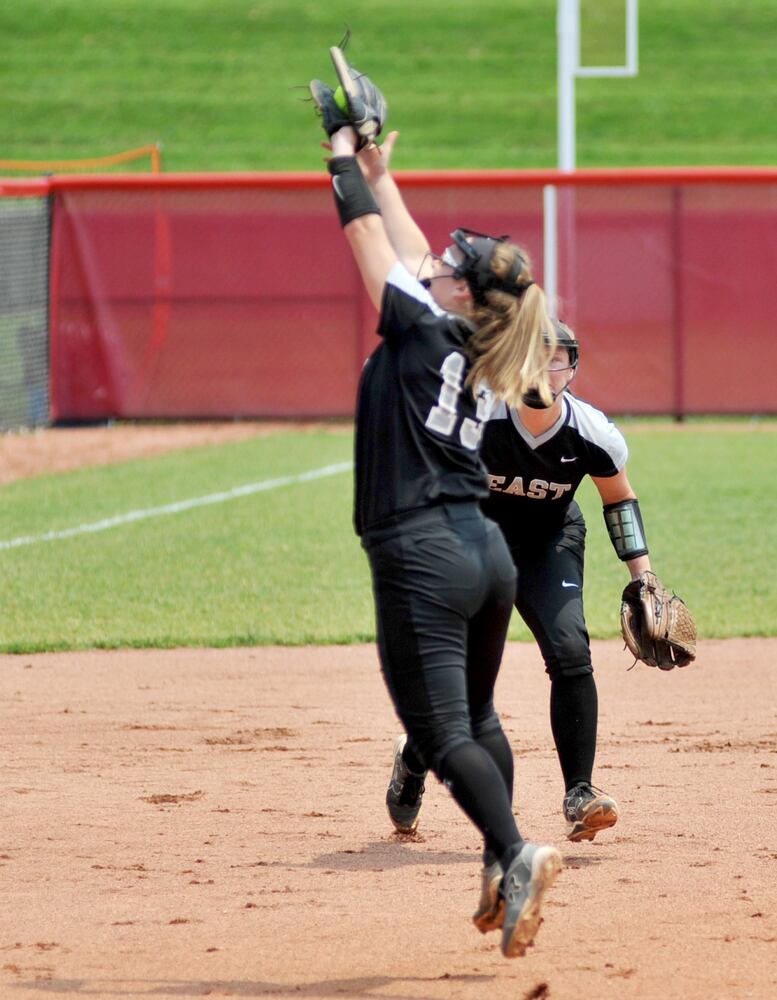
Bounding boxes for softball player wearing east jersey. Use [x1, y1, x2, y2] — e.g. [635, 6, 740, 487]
[317, 99, 562, 955]
[390, 323, 654, 845]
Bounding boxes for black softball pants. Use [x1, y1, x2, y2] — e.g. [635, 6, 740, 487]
[510, 505, 598, 790]
[363, 501, 524, 864]
[511, 506, 592, 679]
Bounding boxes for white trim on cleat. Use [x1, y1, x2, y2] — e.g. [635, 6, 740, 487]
[500, 844, 562, 959]
[564, 783, 620, 842]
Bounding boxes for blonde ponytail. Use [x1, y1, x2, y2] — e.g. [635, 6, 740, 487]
[465, 243, 555, 408]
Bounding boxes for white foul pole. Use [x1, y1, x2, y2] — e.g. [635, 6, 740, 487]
[557, 0, 578, 173]
[544, 1, 639, 319]
[544, 0, 578, 318]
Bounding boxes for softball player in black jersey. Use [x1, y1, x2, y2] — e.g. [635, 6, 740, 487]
[312, 66, 562, 957]
[391, 322, 658, 847]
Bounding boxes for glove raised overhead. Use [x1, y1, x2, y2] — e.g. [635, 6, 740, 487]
[310, 45, 387, 150]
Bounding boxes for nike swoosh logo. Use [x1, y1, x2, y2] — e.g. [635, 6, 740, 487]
[561, 580, 579, 588]
[560, 457, 577, 463]
[332, 175, 344, 201]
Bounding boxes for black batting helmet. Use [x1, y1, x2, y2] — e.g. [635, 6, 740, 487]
[553, 319, 579, 369]
[448, 228, 533, 305]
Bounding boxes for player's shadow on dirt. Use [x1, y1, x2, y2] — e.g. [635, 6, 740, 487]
[307, 844, 606, 872]
[307, 839, 474, 870]
[13, 973, 496, 996]
[239, 843, 604, 873]
[296, 843, 605, 872]
[563, 854, 602, 868]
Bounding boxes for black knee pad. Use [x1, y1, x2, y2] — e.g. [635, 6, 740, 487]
[546, 660, 594, 682]
[470, 703, 500, 739]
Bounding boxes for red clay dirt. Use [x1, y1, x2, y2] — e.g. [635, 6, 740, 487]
[1, 641, 775, 1000]
[1, 424, 775, 1000]
[0, 422, 335, 485]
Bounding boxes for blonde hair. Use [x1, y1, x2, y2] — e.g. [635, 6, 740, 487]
[465, 242, 555, 408]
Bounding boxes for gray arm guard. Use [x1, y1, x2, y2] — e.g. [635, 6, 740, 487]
[603, 498, 649, 561]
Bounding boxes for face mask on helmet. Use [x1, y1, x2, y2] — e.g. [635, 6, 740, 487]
[551, 321, 579, 371]
[521, 320, 580, 409]
[447, 228, 533, 305]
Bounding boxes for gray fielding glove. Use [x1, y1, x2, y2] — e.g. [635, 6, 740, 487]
[328, 44, 387, 148]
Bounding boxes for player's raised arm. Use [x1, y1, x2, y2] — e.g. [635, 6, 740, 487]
[310, 42, 553, 408]
[310, 53, 398, 309]
[355, 133, 431, 275]
[327, 128, 397, 310]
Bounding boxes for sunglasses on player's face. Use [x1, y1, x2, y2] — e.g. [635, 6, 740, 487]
[440, 247, 460, 269]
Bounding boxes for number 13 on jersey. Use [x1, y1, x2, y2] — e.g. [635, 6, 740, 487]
[425, 351, 493, 450]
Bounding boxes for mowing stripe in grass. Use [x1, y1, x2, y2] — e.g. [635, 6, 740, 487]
[0, 461, 353, 551]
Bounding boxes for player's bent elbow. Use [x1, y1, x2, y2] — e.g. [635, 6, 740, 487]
[343, 213, 384, 241]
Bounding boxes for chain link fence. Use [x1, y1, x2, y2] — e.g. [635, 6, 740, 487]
[0, 196, 50, 430]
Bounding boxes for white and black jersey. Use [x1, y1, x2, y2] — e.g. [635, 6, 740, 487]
[354, 263, 492, 536]
[481, 394, 627, 546]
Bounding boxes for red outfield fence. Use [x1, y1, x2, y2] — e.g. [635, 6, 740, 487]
[1, 167, 776, 425]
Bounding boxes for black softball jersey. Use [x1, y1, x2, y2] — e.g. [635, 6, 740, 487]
[481, 394, 628, 546]
[354, 263, 492, 536]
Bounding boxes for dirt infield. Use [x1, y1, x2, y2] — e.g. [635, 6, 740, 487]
[0, 422, 330, 485]
[2, 639, 775, 1000]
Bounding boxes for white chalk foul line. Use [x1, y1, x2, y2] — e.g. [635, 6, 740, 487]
[0, 460, 353, 551]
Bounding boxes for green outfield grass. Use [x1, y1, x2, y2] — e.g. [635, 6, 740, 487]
[2, 1, 777, 172]
[0, 421, 774, 653]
